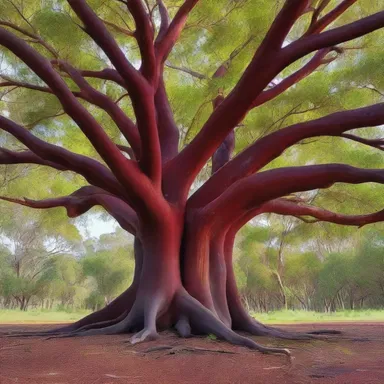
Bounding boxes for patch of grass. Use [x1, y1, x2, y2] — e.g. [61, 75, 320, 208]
[0, 309, 91, 324]
[251, 309, 384, 324]
[1, 309, 383, 325]
[207, 333, 217, 340]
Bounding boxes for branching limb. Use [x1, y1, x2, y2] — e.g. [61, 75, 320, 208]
[68, 0, 162, 185]
[155, 0, 200, 63]
[0, 72, 141, 155]
[209, 36, 256, 173]
[0, 26, 166, 212]
[284, 10, 384, 65]
[258, 0, 309, 52]
[162, 1, 318, 200]
[204, 164, 384, 226]
[0, 117, 126, 197]
[155, 77, 180, 162]
[189, 102, 384, 208]
[0, 148, 67, 171]
[67, 0, 142, 90]
[0, 186, 138, 234]
[77, 68, 125, 87]
[306, 0, 358, 35]
[261, 198, 384, 228]
[155, 0, 170, 42]
[123, 0, 156, 83]
[0, 20, 58, 58]
[166, 7, 384, 200]
[340, 133, 384, 151]
[0, 27, 147, 191]
[165, 62, 207, 80]
[251, 47, 336, 108]
[52, 60, 141, 156]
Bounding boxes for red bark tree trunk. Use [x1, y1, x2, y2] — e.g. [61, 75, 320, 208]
[1, 0, 384, 358]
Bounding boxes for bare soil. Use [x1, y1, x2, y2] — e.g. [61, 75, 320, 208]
[0, 323, 383, 384]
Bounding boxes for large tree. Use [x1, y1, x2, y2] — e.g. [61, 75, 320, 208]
[1, 0, 384, 356]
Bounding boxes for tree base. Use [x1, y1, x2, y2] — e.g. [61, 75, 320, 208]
[3, 288, 341, 360]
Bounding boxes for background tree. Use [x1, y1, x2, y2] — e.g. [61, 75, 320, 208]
[0, 0, 384, 356]
[0, 203, 78, 310]
[82, 229, 134, 305]
[42, 254, 86, 310]
[235, 213, 384, 313]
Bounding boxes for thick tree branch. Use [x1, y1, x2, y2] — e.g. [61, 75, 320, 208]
[0, 148, 67, 171]
[124, 0, 156, 83]
[68, 0, 142, 89]
[166, 9, 384, 201]
[284, 10, 384, 65]
[162, 1, 317, 199]
[0, 74, 141, 156]
[0, 117, 126, 197]
[0, 26, 156, 205]
[155, 0, 200, 63]
[116, 144, 136, 160]
[210, 36, 257, 174]
[251, 47, 335, 108]
[205, 164, 384, 227]
[156, 0, 170, 42]
[68, 0, 161, 185]
[257, 0, 309, 52]
[261, 198, 384, 228]
[306, 0, 358, 35]
[225, 194, 384, 245]
[155, 76, 179, 162]
[79, 68, 125, 87]
[190, 102, 384, 208]
[0, 186, 138, 235]
[52, 60, 141, 156]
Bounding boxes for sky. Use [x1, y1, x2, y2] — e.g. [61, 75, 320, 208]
[77, 213, 118, 239]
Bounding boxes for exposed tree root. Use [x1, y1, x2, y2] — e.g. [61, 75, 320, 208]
[46, 308, 140, 339]
[1, 287, 342, 363]
[175, 315, 192, 338]
[71, 310, 129, 333]
[176, 290, 291, 358]
[246, 322, 328, 340]
[227, 300, 341, 340]
[260, 324, 341, 339]
[306, 329, 342, 335]
[130, 328, 159, 344]
[142, 345, 236, 355]
[3, 329, 67, 338]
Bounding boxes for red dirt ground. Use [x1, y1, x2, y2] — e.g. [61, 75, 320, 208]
[0, 323, 383, 384]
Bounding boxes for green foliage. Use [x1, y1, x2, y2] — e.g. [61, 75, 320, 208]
[82, 249, 133, 304]
[235, 215, 384, 312]
[0, 202, 133, 311]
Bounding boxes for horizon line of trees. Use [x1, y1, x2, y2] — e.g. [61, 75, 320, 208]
[1, 204, 383, 313]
